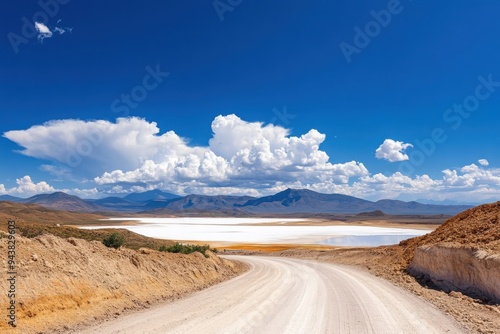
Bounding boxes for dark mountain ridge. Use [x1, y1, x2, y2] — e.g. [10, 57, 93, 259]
[123, 189, 180, 202]
[1, 188, 474, 215]
[239, 188, 373, 213]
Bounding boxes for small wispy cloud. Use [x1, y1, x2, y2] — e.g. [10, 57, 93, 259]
[54, 27, 72, 35]
[478, 159, 489, 166]
[35, 21, 73, 43]
[35, 22, 52, 43]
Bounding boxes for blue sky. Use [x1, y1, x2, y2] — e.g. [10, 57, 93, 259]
[1, 0, 499, 203]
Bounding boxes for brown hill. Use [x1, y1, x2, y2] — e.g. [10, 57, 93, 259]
[354, 210, 386, 217]
[400, 201, 500, 265]
[0, 201, 177, 251]
[0, 201, 104, 225]
[23, 192, 106, 212]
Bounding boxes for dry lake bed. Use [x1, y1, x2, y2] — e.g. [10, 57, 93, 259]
[80, 217, 432, 246]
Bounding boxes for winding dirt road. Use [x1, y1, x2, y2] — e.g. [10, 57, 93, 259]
[79, 256, 466, 334]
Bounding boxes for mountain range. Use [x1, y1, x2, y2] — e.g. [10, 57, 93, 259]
[0, 188, 475, 215]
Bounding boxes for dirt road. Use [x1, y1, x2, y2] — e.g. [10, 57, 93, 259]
[78, 256, 467, 334]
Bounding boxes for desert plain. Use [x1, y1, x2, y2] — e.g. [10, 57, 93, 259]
[0, 201, 498, 333]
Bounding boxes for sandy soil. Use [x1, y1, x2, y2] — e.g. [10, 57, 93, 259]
[0, 234, 246, 334]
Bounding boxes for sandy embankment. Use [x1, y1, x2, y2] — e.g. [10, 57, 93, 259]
[0, 233, 246, 334]
[409, 243, 500, 303]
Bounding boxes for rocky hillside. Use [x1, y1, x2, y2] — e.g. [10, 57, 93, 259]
[0, 234, 245, 333]
[401, 201, 500, 263]
[402, 202, 500, 304]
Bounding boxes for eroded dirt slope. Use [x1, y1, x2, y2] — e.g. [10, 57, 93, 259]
[400, 201, 500, 262]
[0, 234, 245, 334]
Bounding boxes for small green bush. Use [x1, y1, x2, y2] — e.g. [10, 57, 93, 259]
[159, 243, 215, 258]
[21, 228, 44, 238]
[103, 233, 125, 249]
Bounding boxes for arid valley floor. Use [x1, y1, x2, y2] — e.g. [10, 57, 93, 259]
[0, 201, 499, 333]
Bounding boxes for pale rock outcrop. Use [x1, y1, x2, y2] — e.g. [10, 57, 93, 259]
[409, 243, 500, 303]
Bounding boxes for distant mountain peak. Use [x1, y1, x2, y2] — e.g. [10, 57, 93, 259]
[280, 188, 312, 194]
[124, 190, 180, 202]
[24, 191, 105, 213]
[28, 191, 76, 200]
[48, 191, 76, 198]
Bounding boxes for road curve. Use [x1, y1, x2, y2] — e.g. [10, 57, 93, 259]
[79, 256, 466, 334]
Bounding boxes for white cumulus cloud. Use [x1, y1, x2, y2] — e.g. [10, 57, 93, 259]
[0, 175, 100, 198]
[348, 164, 500, 202]
[93, 115, 369, 194]
[4, 117, 185, 178]
[375, 139, 413, 162]
[0, 175, 55, 197]
[4, 115, 369, 195]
